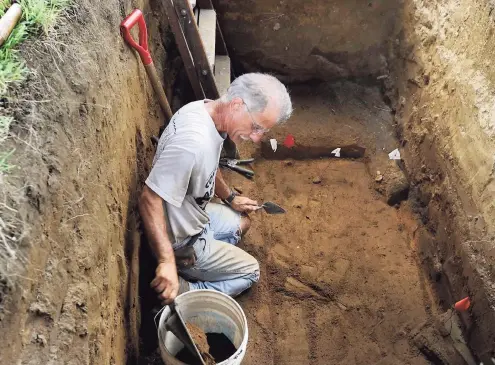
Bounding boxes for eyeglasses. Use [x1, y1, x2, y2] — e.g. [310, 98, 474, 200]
[244, 102, 270, 135]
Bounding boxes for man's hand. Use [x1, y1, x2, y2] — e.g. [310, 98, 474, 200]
[230, 196, 259, 213]
[151, 261, 179, 305]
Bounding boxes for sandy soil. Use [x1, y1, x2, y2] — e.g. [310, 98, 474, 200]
[237, 158, 431, 365]
[224, 85, 438, 364]
[388, 0, 495, 358]
[0, 1, 180, 365]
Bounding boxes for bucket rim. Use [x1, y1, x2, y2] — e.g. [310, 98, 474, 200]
[158, 289, 249, 365]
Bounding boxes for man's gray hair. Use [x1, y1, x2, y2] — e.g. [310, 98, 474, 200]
[221, 73, 293, 124]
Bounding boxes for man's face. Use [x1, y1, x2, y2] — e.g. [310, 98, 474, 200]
[227, 97, 278, 144]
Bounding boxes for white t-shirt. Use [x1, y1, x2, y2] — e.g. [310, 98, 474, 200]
[145, 100, 225, 248]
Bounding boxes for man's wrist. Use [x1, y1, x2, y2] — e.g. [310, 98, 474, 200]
[223, 189, 237, 206]
[157, 244, 175, 264]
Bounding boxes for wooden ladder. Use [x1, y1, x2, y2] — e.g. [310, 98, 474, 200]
[163, 0, 237, 158]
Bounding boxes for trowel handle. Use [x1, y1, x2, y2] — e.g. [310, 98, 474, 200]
[153, 306, 166, 330]
[120, 9, 152, 65]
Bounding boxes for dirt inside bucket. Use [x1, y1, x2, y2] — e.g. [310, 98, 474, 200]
[175, 323, 237, 364]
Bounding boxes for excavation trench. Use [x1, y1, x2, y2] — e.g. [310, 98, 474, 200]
[2, 1, 495, 364]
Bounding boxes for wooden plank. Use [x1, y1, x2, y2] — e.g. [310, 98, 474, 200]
[197, 9, 216, 69]
[171, 0, 238, 158]
[173, 0, 219, 99]
[214, 55, 230, 96]
[163, 0, 205, 99]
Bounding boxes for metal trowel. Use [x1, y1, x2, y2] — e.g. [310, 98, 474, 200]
[256, 201, 286, 214]
[165, 301, 206, 365]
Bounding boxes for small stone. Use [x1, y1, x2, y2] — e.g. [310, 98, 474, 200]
[312, 177, 322, 184]
[336, 302, 348, 311]
[284, 160, 293, 166]
[34, 333, 47, 347]
[76, 301, 87, 313]
[273, 22, 281, 31]
[29, 301, 53, 320]
[295, 204, 302, 209]
[375, 174, 383, 182]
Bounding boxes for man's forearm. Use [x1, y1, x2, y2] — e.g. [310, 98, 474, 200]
[215, 169, 231, 200]
[139, 186, 175, 264]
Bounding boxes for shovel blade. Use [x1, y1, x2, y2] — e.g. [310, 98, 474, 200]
[263, 201, 286, 214]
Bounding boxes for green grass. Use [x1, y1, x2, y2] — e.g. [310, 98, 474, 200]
[0, 0, 71, 96]
[0, 149, 15, 173]
[0, 0, 71, 173]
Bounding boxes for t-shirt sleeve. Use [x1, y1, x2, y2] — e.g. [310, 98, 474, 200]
[145, 142, 196, 208]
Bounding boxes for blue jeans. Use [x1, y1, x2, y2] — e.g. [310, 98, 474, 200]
[179, 203, 260, 297]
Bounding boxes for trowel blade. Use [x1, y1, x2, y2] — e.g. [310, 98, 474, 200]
[262, 201, 286, 214]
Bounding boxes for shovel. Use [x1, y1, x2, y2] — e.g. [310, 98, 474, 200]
[256, 201, 286, 214]
[120, 9, 173, 121]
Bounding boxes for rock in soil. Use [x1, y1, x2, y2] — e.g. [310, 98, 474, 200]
[409, 317, 470, 365]
[374, 161, 409, 205]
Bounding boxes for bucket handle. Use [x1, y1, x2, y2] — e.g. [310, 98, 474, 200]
[154, 306, 166, 330]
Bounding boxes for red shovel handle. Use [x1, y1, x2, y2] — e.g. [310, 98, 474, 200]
[120, 9, 152, 65]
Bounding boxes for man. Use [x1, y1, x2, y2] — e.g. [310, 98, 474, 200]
[139, 73, 292, 304]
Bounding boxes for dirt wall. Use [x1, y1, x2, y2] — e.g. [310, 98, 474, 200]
[0, 1, 178, 364]
[389, 0, 495, 361]
[214, 0, 402, 82]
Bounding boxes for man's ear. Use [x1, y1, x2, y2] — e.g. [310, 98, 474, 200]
[231, 97, 244, 111]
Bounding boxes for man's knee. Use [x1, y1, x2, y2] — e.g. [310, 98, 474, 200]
[237, 257, 260, 296]
[239, 215, 251, 235]
[245, 254, 260, 282]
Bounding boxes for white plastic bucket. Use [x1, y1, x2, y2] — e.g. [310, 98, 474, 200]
[157, 289, 248, 365]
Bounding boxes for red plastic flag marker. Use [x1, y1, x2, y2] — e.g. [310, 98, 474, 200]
[284, 134, 295, 148]
[454, 297, 471, 312]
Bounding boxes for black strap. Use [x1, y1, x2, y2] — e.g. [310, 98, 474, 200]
[225, 190, 237, 205]
[186, 232, 201, 247]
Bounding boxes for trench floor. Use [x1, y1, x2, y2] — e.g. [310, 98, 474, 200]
[236, 159, 430, 365]
[229, 83, 435, 365]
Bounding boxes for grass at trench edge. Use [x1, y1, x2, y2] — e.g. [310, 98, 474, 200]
[0, 0, 71, 173]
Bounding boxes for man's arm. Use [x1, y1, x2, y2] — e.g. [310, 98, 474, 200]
[215, 168, 231, 200]
[138, 185, 179, 304]
[215, 168, 259, 212]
